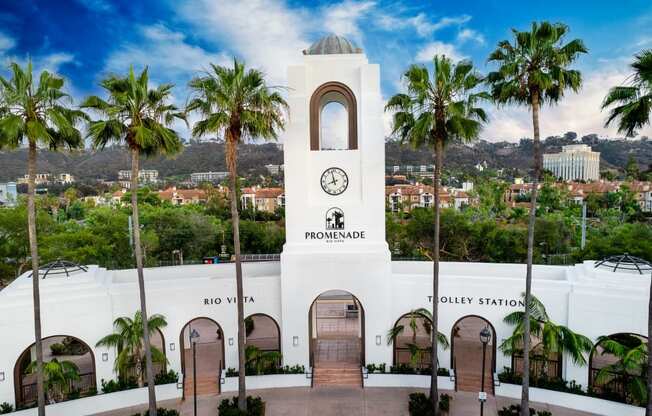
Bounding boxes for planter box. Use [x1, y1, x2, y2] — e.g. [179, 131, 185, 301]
[11, 383, 180, 416]
[363, 374, 454, 390]
[221, 374, 311, 392]
[495, 383, 644, 416]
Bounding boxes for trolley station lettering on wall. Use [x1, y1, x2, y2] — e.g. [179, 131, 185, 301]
[428, 295, 525, 308]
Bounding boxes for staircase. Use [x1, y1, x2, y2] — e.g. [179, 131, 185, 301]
[456, 371, 493, 394]
[313, 366, 362, 387]
[184, 375, 219, 397]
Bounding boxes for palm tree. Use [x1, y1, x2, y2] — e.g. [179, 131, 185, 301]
[244, 345, 282, 375]
[601, 50, 652, 415]
[95, 311, 168, 386]
[387, 308, 449, 370]
[486, 22, 587, 415]
[385, 55, 488, 413]
[0, 61, 86, 416]
[81, 67, 184, 416]
[186, 59, 287, 411]
[594, 335, 648, 406]
[500, 293, 592, 379]
[27, 358, 80, 403]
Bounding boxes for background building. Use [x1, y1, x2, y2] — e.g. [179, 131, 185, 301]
[543, 144, 600, 181]
[0, 182, 17, 207]
[190, 171, 229, 184]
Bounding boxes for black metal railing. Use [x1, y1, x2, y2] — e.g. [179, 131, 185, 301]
[20, 372, 95, 406]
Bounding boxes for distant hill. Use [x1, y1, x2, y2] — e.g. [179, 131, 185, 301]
[0, 134, 650, 182]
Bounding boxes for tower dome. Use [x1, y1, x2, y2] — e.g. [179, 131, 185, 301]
[303, 34, 363, 55]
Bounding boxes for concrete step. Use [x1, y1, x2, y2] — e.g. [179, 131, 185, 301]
[313, 367, 362, 388]
[184, 377, 219, 396]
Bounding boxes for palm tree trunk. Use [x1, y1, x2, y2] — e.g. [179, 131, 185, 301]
[27, 141, 46, 416]
[646, 269, 652, 416]
[226, 133, 247, 411]
[130, 149, 157, 416]
[430, 137, 443, 415]
[521, 90, 541, 416]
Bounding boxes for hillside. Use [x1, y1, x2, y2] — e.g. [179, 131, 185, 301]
[0, 134, 650, 182]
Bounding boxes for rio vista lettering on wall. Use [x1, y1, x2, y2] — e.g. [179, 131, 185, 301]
[204, 296, 255, 305]
[427, 295, 525, 308]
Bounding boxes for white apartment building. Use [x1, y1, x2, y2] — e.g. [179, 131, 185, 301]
[543, 144, 600, 181]
[117, 169, 159, 183]
[0, 182, 17, 207]
[190, 171, 229, 184]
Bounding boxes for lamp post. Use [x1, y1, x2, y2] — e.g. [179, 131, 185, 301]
[479, 326, 492, 416]
[190, 328, 200, 416]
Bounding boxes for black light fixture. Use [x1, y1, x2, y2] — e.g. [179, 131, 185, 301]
[479, 327, 492, 344]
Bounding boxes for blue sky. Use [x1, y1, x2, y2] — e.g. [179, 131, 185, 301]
[2, 0, 651, 141]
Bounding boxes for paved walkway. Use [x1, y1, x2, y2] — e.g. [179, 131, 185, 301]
[95, 387, 598, 416]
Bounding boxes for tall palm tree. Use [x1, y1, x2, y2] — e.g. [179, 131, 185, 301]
[602, 49, 652, 415]
[486, 22, 587, 416]
[96, 311, 168, 386]
[386, 308, 449, 369]
[81, 67, 184, 416]
[386, 55, 488, 413]
[500, 293, 592, 378]
[0, 61, 86, 416]
[186, 59, 287, 411]
[26, 358, 80, 403]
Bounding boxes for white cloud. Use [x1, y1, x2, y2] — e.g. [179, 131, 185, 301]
[377, 13, 471, 37]
[105, 23, 230, 81]
[0, 32, 16, 52]
[482, 65, 652, 141]
[457, 28, 485, 45]
[323, 0, 375, 44]
[415, 41, 467, 63]
[176, 0, 312, 86]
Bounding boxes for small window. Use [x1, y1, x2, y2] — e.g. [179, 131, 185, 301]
[320, 98, 348, 150]
[310, 82, 357, 151]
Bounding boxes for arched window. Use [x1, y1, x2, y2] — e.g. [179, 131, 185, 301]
[310, 82, 358, 151]
[14, 335, 97, 409]
[391, 312, 432, 370]
[589, 333, 647, 405]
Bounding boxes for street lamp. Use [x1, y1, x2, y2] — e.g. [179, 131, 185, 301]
[190, 328, 200, 416]
[479, 326, 492, 416]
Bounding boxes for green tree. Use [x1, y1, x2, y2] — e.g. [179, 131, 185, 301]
[26, 358, 80, 403]
[386, 308, 449, 369]
[0, 62, 86, 416]
[501, 294, 592, 380]
[487, 22, 587, 415]
[187, 59, 287, 411]
[602, 50, 652, 138]
[625, 155, 641, 180]
[244, 345, 282, 375]
[594, 334, 648, 406]
[81, 67, 184, 415]
[96, 311, 168, 387]
[386, 55, 488, 413]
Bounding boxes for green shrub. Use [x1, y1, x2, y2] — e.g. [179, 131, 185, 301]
[408, 393, 452, 415]
[100, 377, 138, 394]
[497, 367, 584, 395]
[218, 396, 265, 416]
[226, 364, 305, 377]
[245, 317, 255, 337]
[154, 370, 179, 385]
[497, 404, 551, 416]
[50, 343, 66, 356]
[0, 402, 14, 414]
[131, 409, 179, 416]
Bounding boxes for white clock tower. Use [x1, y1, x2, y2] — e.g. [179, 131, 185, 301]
[280, 35, 392, 368]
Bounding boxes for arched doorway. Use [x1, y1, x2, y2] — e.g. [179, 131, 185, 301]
[309, 290, 364, 368]
[245, 314, 281, 373]
[451, 315, 496, 393]
[14, 335, 96, 408]
[179, 317, 224, 397]
[589, 333, 647, 405]
[392, 312, 432, 371]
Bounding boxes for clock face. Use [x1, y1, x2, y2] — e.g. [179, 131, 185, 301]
[320, 167, 349, 195]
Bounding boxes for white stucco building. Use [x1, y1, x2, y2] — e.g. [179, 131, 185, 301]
[0, 35, 649, 416]
[543, 144, 600, 181]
